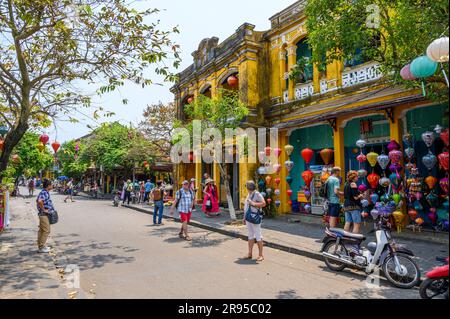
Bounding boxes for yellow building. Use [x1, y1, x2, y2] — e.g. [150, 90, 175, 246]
[171, 1, 449, 215]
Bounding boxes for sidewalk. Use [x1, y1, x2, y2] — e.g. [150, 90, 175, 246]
[123, 202, 449, 274]
[0, 195, 87, 299]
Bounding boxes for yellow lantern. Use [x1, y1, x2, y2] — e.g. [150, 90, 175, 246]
[367, 152, 379, 168]
[285, 145, 294, 157]
[392, 211, 404, 234]
[36, 142, 45, 152]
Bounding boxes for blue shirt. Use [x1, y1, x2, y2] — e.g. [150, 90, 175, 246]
[36, 189, 54, 215]
[327, 176, 341, 204]
[145, 182, 154, 192]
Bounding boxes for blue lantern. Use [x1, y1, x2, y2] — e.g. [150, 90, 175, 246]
[410, 56, 438, 96]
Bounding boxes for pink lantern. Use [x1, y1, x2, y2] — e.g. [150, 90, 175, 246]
[39, 134, 49, 145]
[387, 139, 401, 152]
[389, 150, 403, 164]
[357, 153, 367, 164]
[400, 64, 417, 81]
[274, 148, 282, 158]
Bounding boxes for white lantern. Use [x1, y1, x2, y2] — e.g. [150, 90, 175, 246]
[427, 37, 449, 63]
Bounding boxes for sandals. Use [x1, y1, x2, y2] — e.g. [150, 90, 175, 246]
[185, 236, 192, 241]
[242, 255, 253, 260]
[256, 256, 265, 262]
[179, 232, 185, 239]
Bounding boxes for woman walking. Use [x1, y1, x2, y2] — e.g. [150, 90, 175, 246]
[242, 181, 266, 262]
[202, 178, 220, 217]
[343, 170, 364, 234]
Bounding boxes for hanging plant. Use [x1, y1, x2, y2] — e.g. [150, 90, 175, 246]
[289, 57, 313, 84]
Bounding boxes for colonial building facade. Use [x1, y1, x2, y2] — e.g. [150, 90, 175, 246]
[171, 0, 448, 214]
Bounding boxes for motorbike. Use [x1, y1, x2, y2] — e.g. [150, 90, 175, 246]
[321, 215, 420, 289]
[113, 191, 121, 207]
[420, 257, 449, 299]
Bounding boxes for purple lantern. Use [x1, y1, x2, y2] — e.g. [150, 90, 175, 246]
[387, 140, 401, 152]
[358, 184, 368, 192]
[389, 150, 403, 164]
[400, 64, 417, 81]
[389, 163, 403, 173]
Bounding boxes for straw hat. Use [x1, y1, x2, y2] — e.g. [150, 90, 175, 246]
[205, 178, 215, 185]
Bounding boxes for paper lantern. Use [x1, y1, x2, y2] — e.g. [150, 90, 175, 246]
[405, 148, 415, 161]
[258, 151, 267, 163]
[258, 180, 266, 189]
[285, 160, 294, 172]
[320, 149, 334, 165]
[275, 200, 281, 208]
[379, 177, 390, 188]
[305, 204, 311, 212]
[415, 218, 424, 226]
[274, 148, 282, 158]
[321, 173, 330, 182]
[367, 152, 379, 168]
[286, 176, 293, 185]
[422, 131, 435, 148]
[400, 64, 416, 81]
[358, 184, 368, 192]
[388, 150, 402, 164]
[361, 199, 369, 208]
[357, 154, 367, 164]
[285, 145, 294, 157]
[428, 212, 437, 224]
[438, 152, 449, 171]
[288, 200, 293, 206]
[358, 169, 368, 178]
[392, 194, 401, 205]
[39, 134, 49, 145]
[403, 133, 414, 147]
[440, 129, 449, 147]
[267, 198, 272, 204]
[393, 211, 405, 229]
[422, 152, 437, 171]
[408, 210, 418, 221]
[371, 209, 380, 219]
[304, 190, 311, 199]
[261, 192, 267, 198]
[367, 173, 380, 189]
[274, 189, 281, 196]
[389, 173, 401, 189]
[440, 177, 449, 195]
[36, 142, 45, 152]
[389, 163, 403, 173]
[302, 170, 314, 187]
[377, 154, 390, 170]
[275, 178, 281, 186]
[187, 97, 194, 104]
[265, 176, 273, 186]
[425, 176, 438, 190]
[287, 189, 293, 197]
[410, 56, 438, 78]
[11, 154, 20, 164]
[370, 193, 379, 204]
[427, 37, 449, 63]
[257, 167, 267, 175]
[387, 139, 401, 152]
[52, 141, 60, 153]
[0, 139, 3, 151]
[266, 188, 273, 195]
[273, 164, 282, 175]
[264, 146, 272, 157]
[301, 148, 314, 165]
[227, 75, 239, 87]
[356, 139, 367, 149]
[362, 212, 369, 219]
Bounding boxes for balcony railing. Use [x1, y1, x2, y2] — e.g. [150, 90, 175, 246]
[295, 82, 314, 100]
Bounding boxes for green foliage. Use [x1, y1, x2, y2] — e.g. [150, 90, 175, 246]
[58, 140, 89, 179]
[305, 0, 449, 98]
[289, 57, 313, 84]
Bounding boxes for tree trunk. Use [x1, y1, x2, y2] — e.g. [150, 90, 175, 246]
[217, 162, 237, 221]
[0, 123, 29, 184]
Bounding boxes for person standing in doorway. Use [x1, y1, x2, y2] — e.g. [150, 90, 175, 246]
[151, 181, 165, 225]
[171, 180, 195, 241]
[326, 167, 344, 228]
[64, 178, 75, 203]
[36, 179, 55, 253]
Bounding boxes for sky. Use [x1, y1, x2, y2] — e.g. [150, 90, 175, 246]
[53, 0, 297, 142]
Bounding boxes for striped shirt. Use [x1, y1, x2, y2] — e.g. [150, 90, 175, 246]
[176, 189, 194, 213]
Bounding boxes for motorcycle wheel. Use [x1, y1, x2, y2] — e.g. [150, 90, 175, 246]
[419, 278, 449, 299]
[323, 241, 347, 272]
[382, 253, 421, 289]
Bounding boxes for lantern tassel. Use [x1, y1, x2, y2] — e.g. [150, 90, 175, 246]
[421, 81, 426, 97]
[441, 63, 449, 88]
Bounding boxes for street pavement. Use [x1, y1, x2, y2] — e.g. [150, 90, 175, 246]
[0, 188, 432, 299]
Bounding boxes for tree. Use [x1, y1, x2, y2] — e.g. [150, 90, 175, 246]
[0, 0, 181, 182]
[179, 90, 249, 221]
[58, 140, 88, 179]
[305, 0, 449, 99]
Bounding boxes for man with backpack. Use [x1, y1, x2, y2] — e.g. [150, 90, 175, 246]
[122, 179, 133, 205]
[170, 180, 195, 241]
[151, 181, 165, 226]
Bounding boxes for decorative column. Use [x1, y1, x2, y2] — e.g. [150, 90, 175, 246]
[279, 130, 290, 214]
[195, 161, 202, 203]
[287, 45, 297, 101]
[333, 119, 346, 182]
[213, 163, 221, 202]
[279, 48, 287, 97]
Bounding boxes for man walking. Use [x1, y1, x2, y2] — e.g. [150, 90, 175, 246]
[28, 177, 35, 197]
[64, 178, 75, 203]
[122, 179, 133, 205]
[36, 179, 55, 253]
[151, 181, 165, 225]
[326, 167, 344, 228]
[170, 180, 195, 241]
[144, 179, 154, 203]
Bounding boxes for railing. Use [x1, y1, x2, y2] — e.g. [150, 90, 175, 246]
[294, 82, 314, 100]
[342, 62, 382, 88]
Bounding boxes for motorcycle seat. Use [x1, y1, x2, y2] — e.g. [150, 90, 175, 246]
[329, 228, 365, 240]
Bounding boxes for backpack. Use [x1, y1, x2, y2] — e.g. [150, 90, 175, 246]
[152, 187, 163, 201]
[319, 180, 329, 199]
[126, 183, 133, 192]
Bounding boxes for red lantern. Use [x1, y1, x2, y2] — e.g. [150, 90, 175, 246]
[301, 148, 314, 165]
[288, 200, 293, 206]
[188, 152, 194, 162]
[408, 210, 418, 221]
[143, 161, 149, 167]
[438, 152, 449, 171]
[0, 139, 4, 151]
[357, 154, 367, 164]
[367, 173, 380, 189]
[441, 129, 449, 147]
[320, 149, 334, 165]
[275, 178, 281, 186]
[287, 189, 293, 197]
[187, 97, 194, 104]
[267, 198, 272, 204]
[39, 134, 49, 145]
[302, 170, 314, 187]
[264, 147, 272, 157]
[227, 75, 239, 87]
[51, 141, 60, 153]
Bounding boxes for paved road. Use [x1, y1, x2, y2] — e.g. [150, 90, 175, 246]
[26, 191, 421, 298]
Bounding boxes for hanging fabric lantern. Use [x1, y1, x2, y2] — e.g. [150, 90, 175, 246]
[440, 129, 449, 147]
[285, 145, 294, 157]
[264, 146, 272, 157]
[265, 176, 273, 186]
[440, 177, 449, 195]
[187, 97, 194, 104]
[257, 167, 267, 175]
[410, 56, 438, 96]
[428, 212, 437, 224]
[304, 190, 311, 199]
[400, 64, 417, 81]
[266, 188, 273, 195]
[258, 180, 266, 189]
[357, 154, 367, 164]
[51, 141, 60, 153]
[274, 148, 282, 158]
[301, 148, 314, 165]
[405, 148, 415, 161]
[389, 163, 403, 173]
[392, 211, 405, 233]
[286, 176, 293, 185]
[321, 173, 330, 183]
[389, 150, 403, 164]
[356, 139, 367, 149]
[0, 139, 4, 151]
[287, 189, 293, 197]
[425, 176, 438, 190]
[320, 149, 334, 165]
[258, 151, 267, 163]
[387, 139, 401, 152]
[11, 154, 20, 164]
[422, 152, 437, 171]
[438, 152, 449, 171]
[302, 170, 314, 187]
[266, 198, 272, 204]
[415, 218, 425, 226]
[273, 164, 282, 175]
[367, 173, 380, 189]
[36, 142, 45, 152]
[227, 75, 239, 87]
[377, 154, 390, 170]
[288, 200, 293, 207]
[275, 200, 281, 208]
[274, 178, 281, 186]
[358, 184, 368, 192]
[422, 131, 436, 148]
[370, 193, 379, 204]
[39, 134, 49, 145]
[285, 160, 294, 172]
[274, 189, 281, 196]
[358, 169, 368, 178]
[427, 37, 449, 63]
[389, 173, 401, 189]
[408, 209, 418, 221]
[367, 152, 379, 168]
[403, 133, 414, 147]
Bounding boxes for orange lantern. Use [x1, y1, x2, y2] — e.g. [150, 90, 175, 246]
[415, 218, 424, 226]
[425, 176, 438, 190]
[0, 139, 4, 151]
[408, 209, 418, 221]
[367, 173, 380, 189]
[227, 75, 239, 87]
[51, 141, 60, 153]
[302, 170, 314, 187]
[320, 149, 334, 165]
[187, 97, 194, 104]
[321, 173, 330, 183]
[301, 148, 314, 165]
[265, 176, 273, 186]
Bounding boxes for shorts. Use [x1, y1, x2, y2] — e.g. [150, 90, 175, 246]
[328, 203, 341, 218]
[246, 222, 263, 242]
[345, 210, 362, 224]
[179, 212, 192, 223]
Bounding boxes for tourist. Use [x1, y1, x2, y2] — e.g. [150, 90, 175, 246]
[64, 178, 75, 203]
[170, 180, 195, 241]
[343, 170, 364, 234]
[28, 177, 35, 197]
[242, 181, 266, 262]
[144, 179, 154, 202]
[36, 179, 55, 253]
[122, 179, 133, 205]
[201, 173, 210, 187]
[326, 167, 344, 229]
[151, 181, 165, 225]
[202, 178, 220, 217]
[138, 181, 146, 204]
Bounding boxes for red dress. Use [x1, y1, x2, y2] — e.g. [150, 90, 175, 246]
[202, 185, 220, 215]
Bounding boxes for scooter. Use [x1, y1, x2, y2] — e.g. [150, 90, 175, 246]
[420, 257, 449, 299]
[113, 191, 121, 207]
[321, 215, 420, 289]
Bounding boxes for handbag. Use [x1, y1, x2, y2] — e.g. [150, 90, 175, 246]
[205, 195, 212, 210]
[47, 209, 59, 225]
[245, 193, 262, 225]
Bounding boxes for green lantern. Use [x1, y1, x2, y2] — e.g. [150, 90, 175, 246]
[410, 56, 438, 96]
